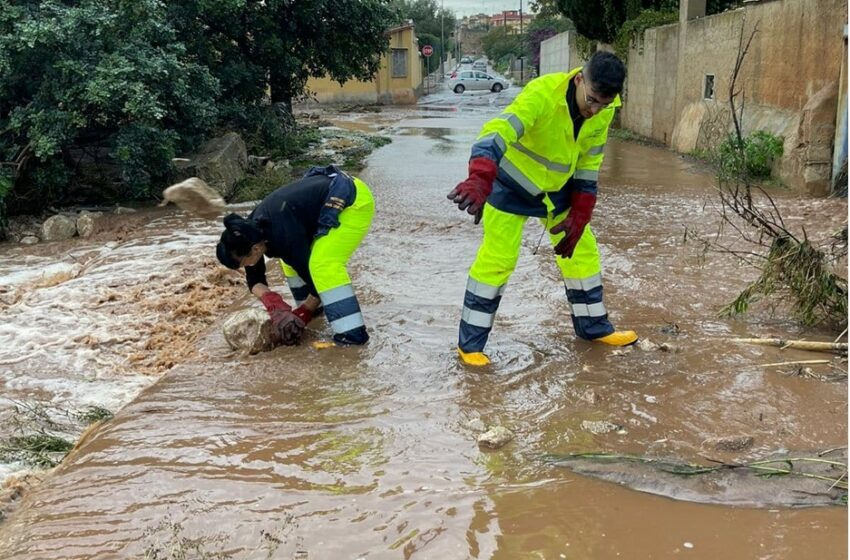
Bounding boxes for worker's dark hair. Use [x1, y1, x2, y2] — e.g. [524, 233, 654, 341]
[584, 51, 626, 97]
[216, 213, 264, 269]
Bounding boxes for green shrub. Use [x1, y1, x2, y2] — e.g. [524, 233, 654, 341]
[614, 10, 678, 63]
[717, 130, 784, 180]
[744, 131, 784, 178]
[0, 0, 220, 214]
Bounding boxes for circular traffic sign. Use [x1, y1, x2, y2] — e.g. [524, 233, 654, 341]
[422, 44, 433, 57]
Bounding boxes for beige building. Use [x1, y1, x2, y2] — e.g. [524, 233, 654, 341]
[490, 10, 533, 34]
[306, 23, 423, 105]
[619, 0, 847, 195]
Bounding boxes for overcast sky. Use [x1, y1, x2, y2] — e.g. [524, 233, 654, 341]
[440, 0, 533, 17]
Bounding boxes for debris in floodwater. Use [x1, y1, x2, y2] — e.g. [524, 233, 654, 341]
[660, 322, 681, 335]
[630, 403, 657, 423]
[637, 339, 660, 352]
[545, 450, 848, 507]
[580, 420, 623, 435]
[477, 426, 514, 449]
[702, 435, 755, 452]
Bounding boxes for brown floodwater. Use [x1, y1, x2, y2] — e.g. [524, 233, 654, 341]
[0, 90, 846, 559]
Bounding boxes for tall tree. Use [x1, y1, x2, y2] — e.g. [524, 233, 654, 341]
[481, 27, 528, 66]
[557, 0, 739, 43]
[530, 0, 563, 18]
[392, 0, 456, 64]
[0, 0, 219, 212]
[169, 1, 395, 113]
[556, 0, 676, 43]
[526, 15, 575, 70]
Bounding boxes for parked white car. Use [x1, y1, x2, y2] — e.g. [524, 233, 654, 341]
[448, 70, 507, 94]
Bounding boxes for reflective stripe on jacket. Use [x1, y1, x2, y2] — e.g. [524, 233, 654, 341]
[470, 69, 621, 216]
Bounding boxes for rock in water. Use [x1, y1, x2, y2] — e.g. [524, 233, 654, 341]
[477, 426, 514, 449]
[580, 420, 622, 435]
[162, 177, 226, 219]
[222, 308, 276, 354]
[172, 132, 248, 199]
[466, 418, 487, 433]
[76, 211, 104, 238]
[41, 214, 77, 241]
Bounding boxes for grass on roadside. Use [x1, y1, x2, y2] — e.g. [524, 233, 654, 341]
[0, 400, 113, 469]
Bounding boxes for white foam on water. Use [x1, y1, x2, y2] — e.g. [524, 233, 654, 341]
[0, 213, 226, 485]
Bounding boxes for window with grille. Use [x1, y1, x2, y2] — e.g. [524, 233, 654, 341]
[704, 74, 715, 100]
[392, 49, 408, 78]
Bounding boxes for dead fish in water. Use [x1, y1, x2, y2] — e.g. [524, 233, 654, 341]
[545, 450, 848, 508]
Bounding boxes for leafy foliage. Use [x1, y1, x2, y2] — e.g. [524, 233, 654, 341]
[481, 27, 530, 69]
[556, 0, 740, 43]
[0, 0, 395, 227]
[0, 0, 219, 213]
[169, 1, 393, 109]
[717, 130, 784, 180]
[392, 0, 455, 72]
[556, 0, 676, 43]
[613, 9, 678, 62]
[526, 15, 575, 68]
[530, 0, 563, 18]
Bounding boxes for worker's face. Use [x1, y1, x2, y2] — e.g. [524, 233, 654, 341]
[239, 243, 265, 268]
[575, 72, 615, 119]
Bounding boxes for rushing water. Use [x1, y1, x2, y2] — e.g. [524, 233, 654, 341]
[0, 87, 846, 559]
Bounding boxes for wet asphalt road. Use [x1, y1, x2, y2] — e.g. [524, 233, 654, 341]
[0, 84, 846, 559]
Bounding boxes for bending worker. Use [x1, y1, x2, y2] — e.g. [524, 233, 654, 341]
[216, 165, 374, 346]
[447, 51, 638, 366]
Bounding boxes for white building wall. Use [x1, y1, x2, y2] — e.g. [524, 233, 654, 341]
[540, 31, 573, 75]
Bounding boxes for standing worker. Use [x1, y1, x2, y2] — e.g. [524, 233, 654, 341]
[447, 51, 638, 366]
[216, 165, 374, 346]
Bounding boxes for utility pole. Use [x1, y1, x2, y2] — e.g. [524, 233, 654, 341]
[440, 0, 445, 80]
[519, 0, 524, 83]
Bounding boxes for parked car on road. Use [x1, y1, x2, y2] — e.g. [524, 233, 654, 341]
[460, 56, 473, 64]
[471, 61, 487, 71]
[448, 71, 508, 94]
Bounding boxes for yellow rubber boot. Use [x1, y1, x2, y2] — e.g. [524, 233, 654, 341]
[458, 348, 491, 366]
[595, 330, 639, 347]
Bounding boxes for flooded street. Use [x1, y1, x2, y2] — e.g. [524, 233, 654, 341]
[0, 87, 846, 559]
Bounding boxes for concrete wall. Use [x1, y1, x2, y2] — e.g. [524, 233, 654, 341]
[307, 26, 423, 105]
[651, 25, 680, 144]
[540, 32, 571, 75]
[621, 0, 847, 195]
[621, 23, 680, 144]
[540, 31, 586, 75]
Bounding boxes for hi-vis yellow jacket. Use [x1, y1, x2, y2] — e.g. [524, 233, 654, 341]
[471, 67, 621, 217]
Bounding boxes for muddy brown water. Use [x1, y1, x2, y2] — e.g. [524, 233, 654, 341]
[0, 92, 847, 558]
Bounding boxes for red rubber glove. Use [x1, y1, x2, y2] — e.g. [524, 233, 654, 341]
[260, 291, 292, 314]
[550, 191, 596, 259]
[260, 291, 305, 345]
[447, 157, 498, 224]
[292, 304, 313, 325]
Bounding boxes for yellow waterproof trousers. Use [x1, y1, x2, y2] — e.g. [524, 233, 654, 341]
[281, 178, 375, 342]
[459, 203, 614, 352]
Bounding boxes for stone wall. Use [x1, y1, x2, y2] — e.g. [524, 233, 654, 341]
[621, 0, 847, 195]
